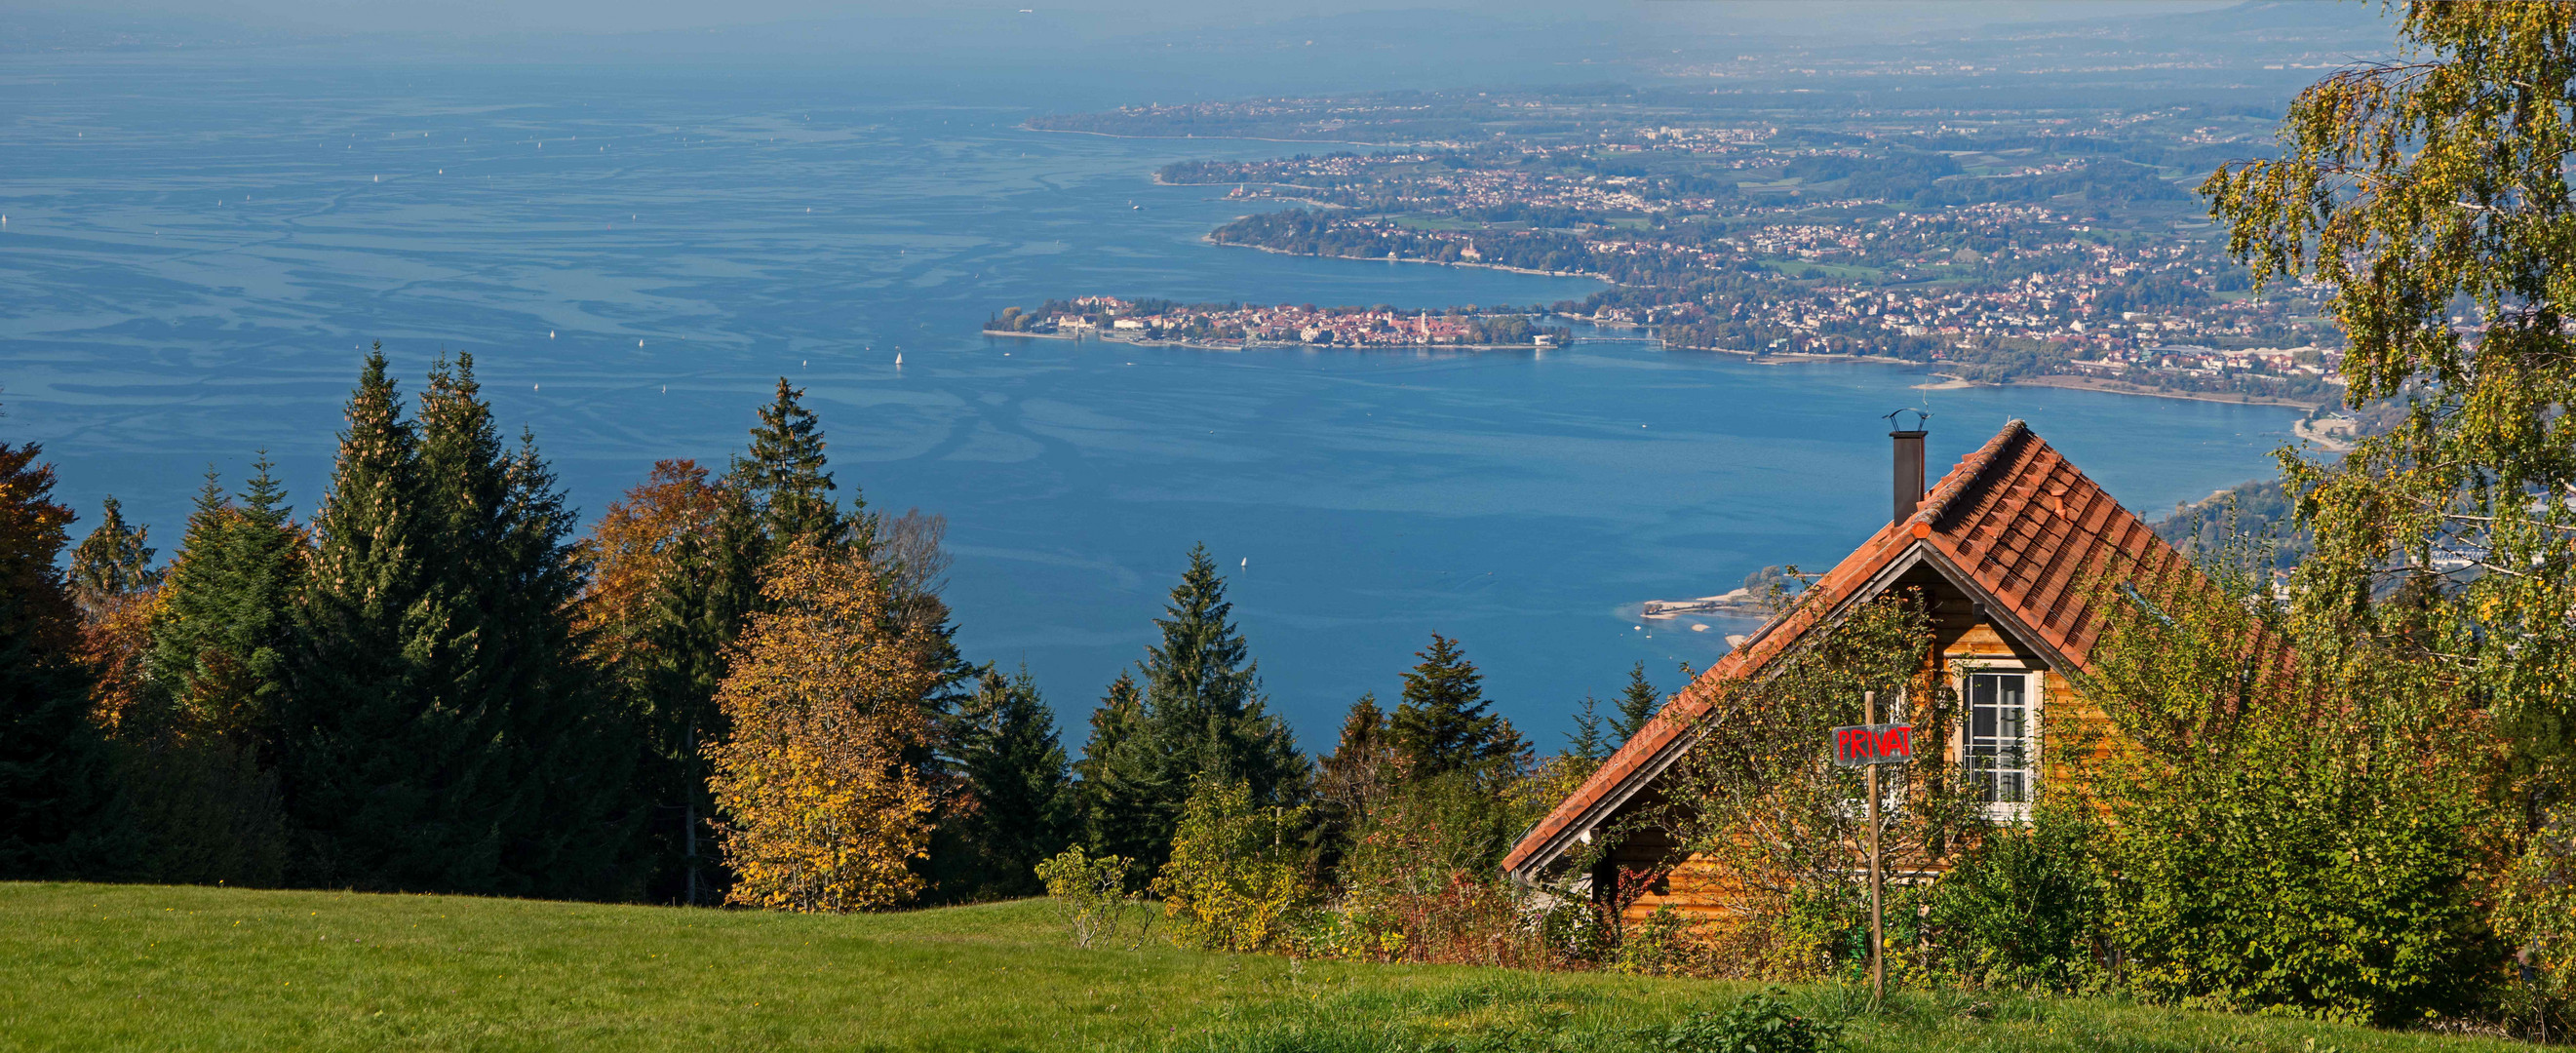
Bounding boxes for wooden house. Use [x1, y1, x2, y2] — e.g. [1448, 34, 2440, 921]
[1502, 420, 2197, 925]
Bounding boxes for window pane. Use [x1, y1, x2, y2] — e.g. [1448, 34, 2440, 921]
[1966, 672, 2035, 806]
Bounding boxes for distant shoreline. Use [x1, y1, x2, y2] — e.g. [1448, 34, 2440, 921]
[2291, 416, 2358, 451]
[1207, 235, 1615, 283]
[1661, 348, 2327, 410]
[2006, 373, 2324, 410]
[1021, 124, 1391, 148]
[1197, 235, 2326, 412]
[984, 328, 1553, 354]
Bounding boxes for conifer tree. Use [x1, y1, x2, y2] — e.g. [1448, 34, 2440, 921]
[1317, 694, 1393, 818]
[1081, 546, 1305, 876]
[940, 664, 1072, 899]
[577, 459, 754, 904]
[113, 467, 295, 888]
[1566, 695, 1609, 762]
[149, 458, 300, 745]
[1610, 661, 1663, 743]
[67, 496, 158, 608]
[1077, 671, 1162, 872]
[1073, 670, 1144, 857]
[1313, 693, 1394, 872]
[740, 378, 851, 549]
[285, 350, 638, 897]
[280, 348, 432, 887]
[0, 434, 125, 878]
[416, 354, 637, 897]
[647, 481, 765, 904]
[1389, 634, 1526, 782]
[1138, 543, 1302, 799]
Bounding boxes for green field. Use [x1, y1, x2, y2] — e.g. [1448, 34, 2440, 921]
[0, 882, 2524, 1052]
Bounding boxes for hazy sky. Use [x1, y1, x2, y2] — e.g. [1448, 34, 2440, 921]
[36, 0, 2247, 41]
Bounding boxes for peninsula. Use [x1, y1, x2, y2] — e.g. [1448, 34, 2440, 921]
[1034, 86, 2361, 409]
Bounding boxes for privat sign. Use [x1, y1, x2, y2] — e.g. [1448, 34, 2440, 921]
[1831, 722, 1912, 767]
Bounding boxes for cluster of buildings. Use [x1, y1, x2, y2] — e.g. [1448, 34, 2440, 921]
[1212, 152, 1713, 214]
[1028, 296, 1553, 348]
[1617, 125, 1777, 150]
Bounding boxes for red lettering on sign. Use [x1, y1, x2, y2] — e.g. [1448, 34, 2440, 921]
[1830, 722, 1915, 767]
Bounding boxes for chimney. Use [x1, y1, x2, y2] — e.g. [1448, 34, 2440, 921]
[1891, 426, 1928, 526]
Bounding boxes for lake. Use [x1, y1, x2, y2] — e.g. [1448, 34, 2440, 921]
[0, 55, 2303, 748]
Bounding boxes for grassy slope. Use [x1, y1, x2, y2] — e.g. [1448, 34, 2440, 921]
[0, 882, 2523, 1053]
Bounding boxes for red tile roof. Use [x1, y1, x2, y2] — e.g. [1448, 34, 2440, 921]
[1503, 419, 2192, 878]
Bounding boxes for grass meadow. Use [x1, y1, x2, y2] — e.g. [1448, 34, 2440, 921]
[0, 882, 2529, 1052]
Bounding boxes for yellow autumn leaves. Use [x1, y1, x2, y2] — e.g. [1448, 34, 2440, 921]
[706, 540, 945, 913]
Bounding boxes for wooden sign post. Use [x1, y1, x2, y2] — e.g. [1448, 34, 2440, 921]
[1830, 690, 1911, 1004]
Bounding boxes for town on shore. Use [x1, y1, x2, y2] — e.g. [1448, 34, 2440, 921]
[1026, 83, 2372, 409]
[985, 295, 1575, 349]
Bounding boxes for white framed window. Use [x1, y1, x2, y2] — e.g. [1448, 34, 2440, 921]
[1962, 669, 2039, 818]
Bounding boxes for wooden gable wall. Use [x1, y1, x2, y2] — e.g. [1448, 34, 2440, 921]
[1590, 564, 2113, 931]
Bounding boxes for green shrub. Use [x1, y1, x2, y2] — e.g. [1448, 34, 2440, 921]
[2079, 560, 2510, 1026]
[1927, 805, 2106, 993]
[1611, 905, 1691, 977]
[1325, 772, 1557, 967]
[1034, 845, 1151, 950]
[1637, 989, 1842, 1053]
[1153, 776, 1311, 953]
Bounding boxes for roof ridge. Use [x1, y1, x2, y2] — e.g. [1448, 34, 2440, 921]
[1910, 418, 2027, 528]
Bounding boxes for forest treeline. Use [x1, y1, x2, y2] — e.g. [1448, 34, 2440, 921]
[0, 348, 1655, 908]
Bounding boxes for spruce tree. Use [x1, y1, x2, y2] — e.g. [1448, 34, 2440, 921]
[1566, 695, 1609, 762]
[67, 496, 158, 606]
[150, 458, 299, 745]
[1076, 671, 1160, 871]
[1313, 693, 1393, 871]
[0, 437, 126, 878]
[1611, 661, 1663, 743]
[281, 348, 432, 888]
[740, 377, 851, 549]
[942, 665, 1072, 899]
[492, 427, 644, 899]
[66, 496, 164, 736]
[285, 351, 639, 897]
[1389, 634, 1526, 782]
[119, 465, 296, 887]
[1076, 671, 1143, 786]
[584, 462, 762, 906]
[414, 354, 637, 898]
[1317, 694, 1392, 817]
[649, 481, 763, 905]
[1082, 546, 1306, 876]
[1138, 543, 1303, 799]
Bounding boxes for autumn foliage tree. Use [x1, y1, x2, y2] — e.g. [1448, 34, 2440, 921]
[707, 540, 946, 912]
[575, 458, 756, 904]
[2202, 4, 2576, 1027]
[0, 428, 125, 878]
[66, 496, 163, 734]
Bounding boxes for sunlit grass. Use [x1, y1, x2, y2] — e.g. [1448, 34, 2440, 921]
[0, 882, 2524, 1052]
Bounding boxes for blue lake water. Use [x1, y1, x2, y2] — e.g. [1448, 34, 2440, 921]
[0, 56, 2304, 749]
